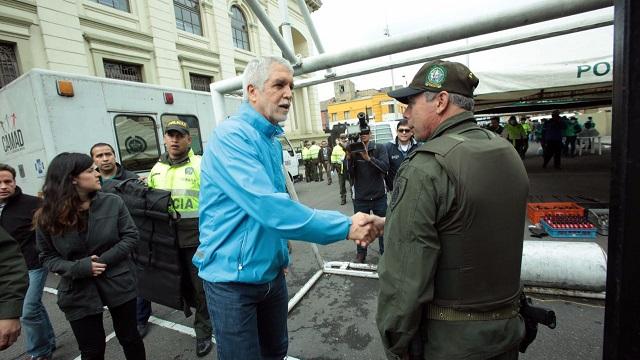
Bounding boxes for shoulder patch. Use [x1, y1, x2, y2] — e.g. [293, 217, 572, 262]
[415, 135, 465, 156]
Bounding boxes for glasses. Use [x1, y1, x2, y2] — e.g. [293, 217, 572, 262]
[398, 128, 412, 134]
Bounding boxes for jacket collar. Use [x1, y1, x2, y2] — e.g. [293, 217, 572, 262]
[428, 110, 475, 140]
[2, 185, 23, 205]
[240, 102, 284, 139]
[395, 137, 418, 147]
[159, 149, 194, 166]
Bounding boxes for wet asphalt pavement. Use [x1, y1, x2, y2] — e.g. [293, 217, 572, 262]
[4, 142, 608, 360]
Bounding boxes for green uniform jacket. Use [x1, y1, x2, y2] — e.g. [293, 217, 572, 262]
[377, 111, 525, 360]
[0, 226, 28, 319]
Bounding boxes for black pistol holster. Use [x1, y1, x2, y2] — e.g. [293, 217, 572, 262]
[519, 293, 557, 353]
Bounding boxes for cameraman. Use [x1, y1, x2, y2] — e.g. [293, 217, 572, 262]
[346, 126, 389, 263]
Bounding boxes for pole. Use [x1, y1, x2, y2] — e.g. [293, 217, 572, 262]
[245, 0, 298, 64]
[603, 0, 640, 358]
[211, 0, 612, 94]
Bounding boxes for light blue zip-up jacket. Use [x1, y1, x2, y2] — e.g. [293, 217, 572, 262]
[194, 102, 352, 284]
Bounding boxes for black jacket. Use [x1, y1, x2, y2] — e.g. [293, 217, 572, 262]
[0, 226, 28, 320]
[37, 192, 139, 321]
[347, 141, 389, 201]
[384, 138, 420, 191]
[101, 163, 138, 186]
[318, 146, 332, 162]
[0, 186, 42, 269]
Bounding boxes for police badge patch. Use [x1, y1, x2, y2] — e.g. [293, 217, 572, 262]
[185, 167, 194, 175]
[425, 65, 447, 88]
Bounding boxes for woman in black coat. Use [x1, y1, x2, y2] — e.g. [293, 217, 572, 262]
[35, 152, 145, 360]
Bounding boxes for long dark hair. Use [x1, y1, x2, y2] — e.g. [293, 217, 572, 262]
[34, 152, 95, 235]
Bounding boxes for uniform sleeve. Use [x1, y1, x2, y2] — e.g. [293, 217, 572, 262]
[376, 159, 455, 359]
[205, 129, 351, 244]
[98, 198, 139, 265]
[0, 227, 28, 319]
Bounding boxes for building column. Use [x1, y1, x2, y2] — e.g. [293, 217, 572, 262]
[146, 0, 182, 87]
[211, 0, 236, 79]
[34, 0, 89, 74]
[302, 87, 313, 134]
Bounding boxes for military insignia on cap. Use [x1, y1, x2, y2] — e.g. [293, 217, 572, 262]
[425, 65, 447, 88]
[168, 120, 187, 127]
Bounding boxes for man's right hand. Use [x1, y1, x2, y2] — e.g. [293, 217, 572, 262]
[348, 212, 384, 246]
[0, 319, 21, 350]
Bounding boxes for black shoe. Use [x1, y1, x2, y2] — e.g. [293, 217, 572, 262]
[137, 323, 150, 338]
[354, 253, 366, 264]
[196, 338, 213, 357]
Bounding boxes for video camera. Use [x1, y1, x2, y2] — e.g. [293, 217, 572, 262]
[346, 112, 370, 153]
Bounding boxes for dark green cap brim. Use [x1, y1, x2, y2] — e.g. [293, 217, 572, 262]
[387, 86, 425, 104]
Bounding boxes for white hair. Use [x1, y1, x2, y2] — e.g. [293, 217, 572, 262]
[242, 56, 294, 101]
[425, 91, 475, 111]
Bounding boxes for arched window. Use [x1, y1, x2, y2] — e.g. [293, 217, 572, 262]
[230, 5, 250, 51]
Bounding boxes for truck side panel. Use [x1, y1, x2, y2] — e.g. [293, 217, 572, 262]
[0, 72, 50, 195]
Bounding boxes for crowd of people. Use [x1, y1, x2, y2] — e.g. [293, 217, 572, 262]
[484, 112, 599, 169]
[2, 57, 538, 360]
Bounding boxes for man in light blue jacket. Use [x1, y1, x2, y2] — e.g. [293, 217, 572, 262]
[194, 56, 383, 360]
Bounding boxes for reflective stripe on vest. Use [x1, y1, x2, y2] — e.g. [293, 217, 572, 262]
[148, 152, 201, 219]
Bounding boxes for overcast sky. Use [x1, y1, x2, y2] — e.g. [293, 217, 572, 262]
[308, 1, 614, 101]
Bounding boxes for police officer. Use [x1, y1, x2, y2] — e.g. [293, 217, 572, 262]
[331, 135, 348, 205]
[377, 60, 529, 359]
[148, 120, 213, 357]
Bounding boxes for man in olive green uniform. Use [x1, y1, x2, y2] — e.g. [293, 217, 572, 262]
[0, 227, 28, 351]
[377, 60, 529, 360]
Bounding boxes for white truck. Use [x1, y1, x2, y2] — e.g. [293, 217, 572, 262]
[0, 69, 300, 195]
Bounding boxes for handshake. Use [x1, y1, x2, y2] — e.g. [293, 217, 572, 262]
[348, 212, 385, 247]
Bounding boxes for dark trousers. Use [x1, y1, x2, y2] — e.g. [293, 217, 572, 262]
[319, 160, 331, 183]
[180, 246, 213, 340]
[564, 136, 577, 157]
[543, 141, 563, 169]
[304, 161, 313, 182]
[333, 164, 346, 200]
[136, 296, 151, 326]
[204, 272, 288, 360]
[353, 196, 387, 256]
[69, 299, 145, 360]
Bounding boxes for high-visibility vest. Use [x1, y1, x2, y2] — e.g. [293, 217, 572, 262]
[331, 145, 345, 164]
[148, 150, 201, 219]
[302, 147, 311, 161]
[331, 145, 346, 172]
[308, 144, 320, 159]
